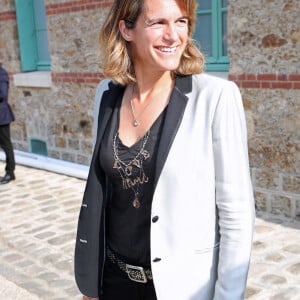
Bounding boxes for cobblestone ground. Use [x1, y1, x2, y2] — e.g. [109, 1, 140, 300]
[246, 213, 300, 300]
[0, 162, 300, 299]
[0, 162, 84, 299]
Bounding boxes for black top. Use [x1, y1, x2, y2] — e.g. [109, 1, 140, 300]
[99, 94, 166, 267]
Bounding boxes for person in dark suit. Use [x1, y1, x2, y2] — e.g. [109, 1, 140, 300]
[0, 64, 16, 184]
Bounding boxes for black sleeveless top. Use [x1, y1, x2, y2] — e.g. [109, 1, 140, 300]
[99, 94, 166, 267]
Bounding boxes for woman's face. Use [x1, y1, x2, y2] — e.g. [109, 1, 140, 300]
[123, 0, 189, 76]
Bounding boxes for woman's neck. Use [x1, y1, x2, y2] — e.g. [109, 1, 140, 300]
[133, 71, 174, 103]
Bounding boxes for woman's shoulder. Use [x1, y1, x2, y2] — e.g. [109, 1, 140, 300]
[95, 79, 125, 99]
[95, 78, 111, 96]
[191, 73, 240, 99]
[192, 73, 233, 89]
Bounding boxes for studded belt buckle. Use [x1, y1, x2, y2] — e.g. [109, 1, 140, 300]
[126, 264, 147, 283]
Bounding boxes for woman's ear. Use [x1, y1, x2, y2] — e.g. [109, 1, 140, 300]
[119, 20, 133, 41]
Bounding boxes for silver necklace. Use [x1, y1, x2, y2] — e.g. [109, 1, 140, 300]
[113, 131, 150, 208]
[130, 85, 156, 127]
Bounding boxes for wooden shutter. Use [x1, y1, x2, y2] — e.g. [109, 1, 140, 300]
[15, 0, 38, 72]
[33, 0, 51, 70]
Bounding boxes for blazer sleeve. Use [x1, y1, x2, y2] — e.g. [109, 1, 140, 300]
[75, 78, 110, 298]
[212, 81, 255, 300]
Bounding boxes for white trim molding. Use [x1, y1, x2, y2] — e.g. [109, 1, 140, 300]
[0, 150, 88, 180]
[13, 71, 52, 88]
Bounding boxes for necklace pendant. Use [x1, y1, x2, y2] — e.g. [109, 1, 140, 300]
[132, 158, 141, 168]
[125, 165, 132, 176]
[133, 198, 141, 208]
[133, 120, 139, 127]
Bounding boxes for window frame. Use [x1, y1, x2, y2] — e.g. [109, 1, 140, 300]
[194, 0, 229, 72]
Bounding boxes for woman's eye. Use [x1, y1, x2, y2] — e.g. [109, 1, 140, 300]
[178, 18, 188, 25]
[147, 22, 164, 29]
[152, 21, 164, 26]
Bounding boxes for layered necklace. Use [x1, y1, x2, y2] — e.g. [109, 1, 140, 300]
[130, 85, 156, 127]
[112, 131, 151, 209]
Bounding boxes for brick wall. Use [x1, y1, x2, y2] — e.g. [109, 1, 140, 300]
[229, 74, 300, 89]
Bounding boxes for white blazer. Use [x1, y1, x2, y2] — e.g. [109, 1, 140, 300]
[75, 73, 255, 300]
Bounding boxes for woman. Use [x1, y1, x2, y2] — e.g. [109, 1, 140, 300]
[75, 0, 255, 299]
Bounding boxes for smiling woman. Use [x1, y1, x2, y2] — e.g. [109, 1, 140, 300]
[99, 0, 204, 85]
[74, 0, 255, 299]
[119, 1, 189, 78]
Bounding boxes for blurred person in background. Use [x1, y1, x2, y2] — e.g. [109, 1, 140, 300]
[0, 63, 15, 185]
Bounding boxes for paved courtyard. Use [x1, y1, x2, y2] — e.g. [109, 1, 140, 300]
[0, 161, 299, 299]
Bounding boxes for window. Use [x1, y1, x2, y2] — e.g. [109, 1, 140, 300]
[194, 0, 229, 71]
[15, 0, 51, 72]
[30, 138, 48, 157]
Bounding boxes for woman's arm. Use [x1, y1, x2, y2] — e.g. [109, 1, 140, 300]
[212, 81, 255, 299]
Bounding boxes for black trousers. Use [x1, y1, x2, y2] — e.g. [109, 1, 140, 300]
[0, 124, 15, 175]
[101, 259, 157, 300]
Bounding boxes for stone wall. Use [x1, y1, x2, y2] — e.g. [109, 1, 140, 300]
[228, 0, 300, 219]
[228, 0, 300, 74]
[47, 1, 110, 73]
[0, 1, 20, 71]
[0, 0, 111, 165]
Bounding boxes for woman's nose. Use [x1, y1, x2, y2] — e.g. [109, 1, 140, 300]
[163, 23, 179, 42]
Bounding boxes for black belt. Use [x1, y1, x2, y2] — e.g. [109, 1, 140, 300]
[106, 247, 153, 283]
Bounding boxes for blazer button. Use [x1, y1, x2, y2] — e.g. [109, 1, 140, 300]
[153, 257, 161, 263]
[152, 216, 159, 223]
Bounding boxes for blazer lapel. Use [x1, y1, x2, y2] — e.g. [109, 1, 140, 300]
[154, 75, 192, 188]
[94, 82, 125, 154]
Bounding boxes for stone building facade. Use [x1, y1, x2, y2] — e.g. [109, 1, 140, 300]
[0, 0, 109, 165]
[228, 0, 300, 219]
[0, 0, 299, 219]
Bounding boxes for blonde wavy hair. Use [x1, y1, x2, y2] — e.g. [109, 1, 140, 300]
[99, 0, 205, 85]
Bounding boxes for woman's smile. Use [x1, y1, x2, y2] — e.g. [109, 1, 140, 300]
[155, 46, 178, 53]
[124, 0, 188, 75]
